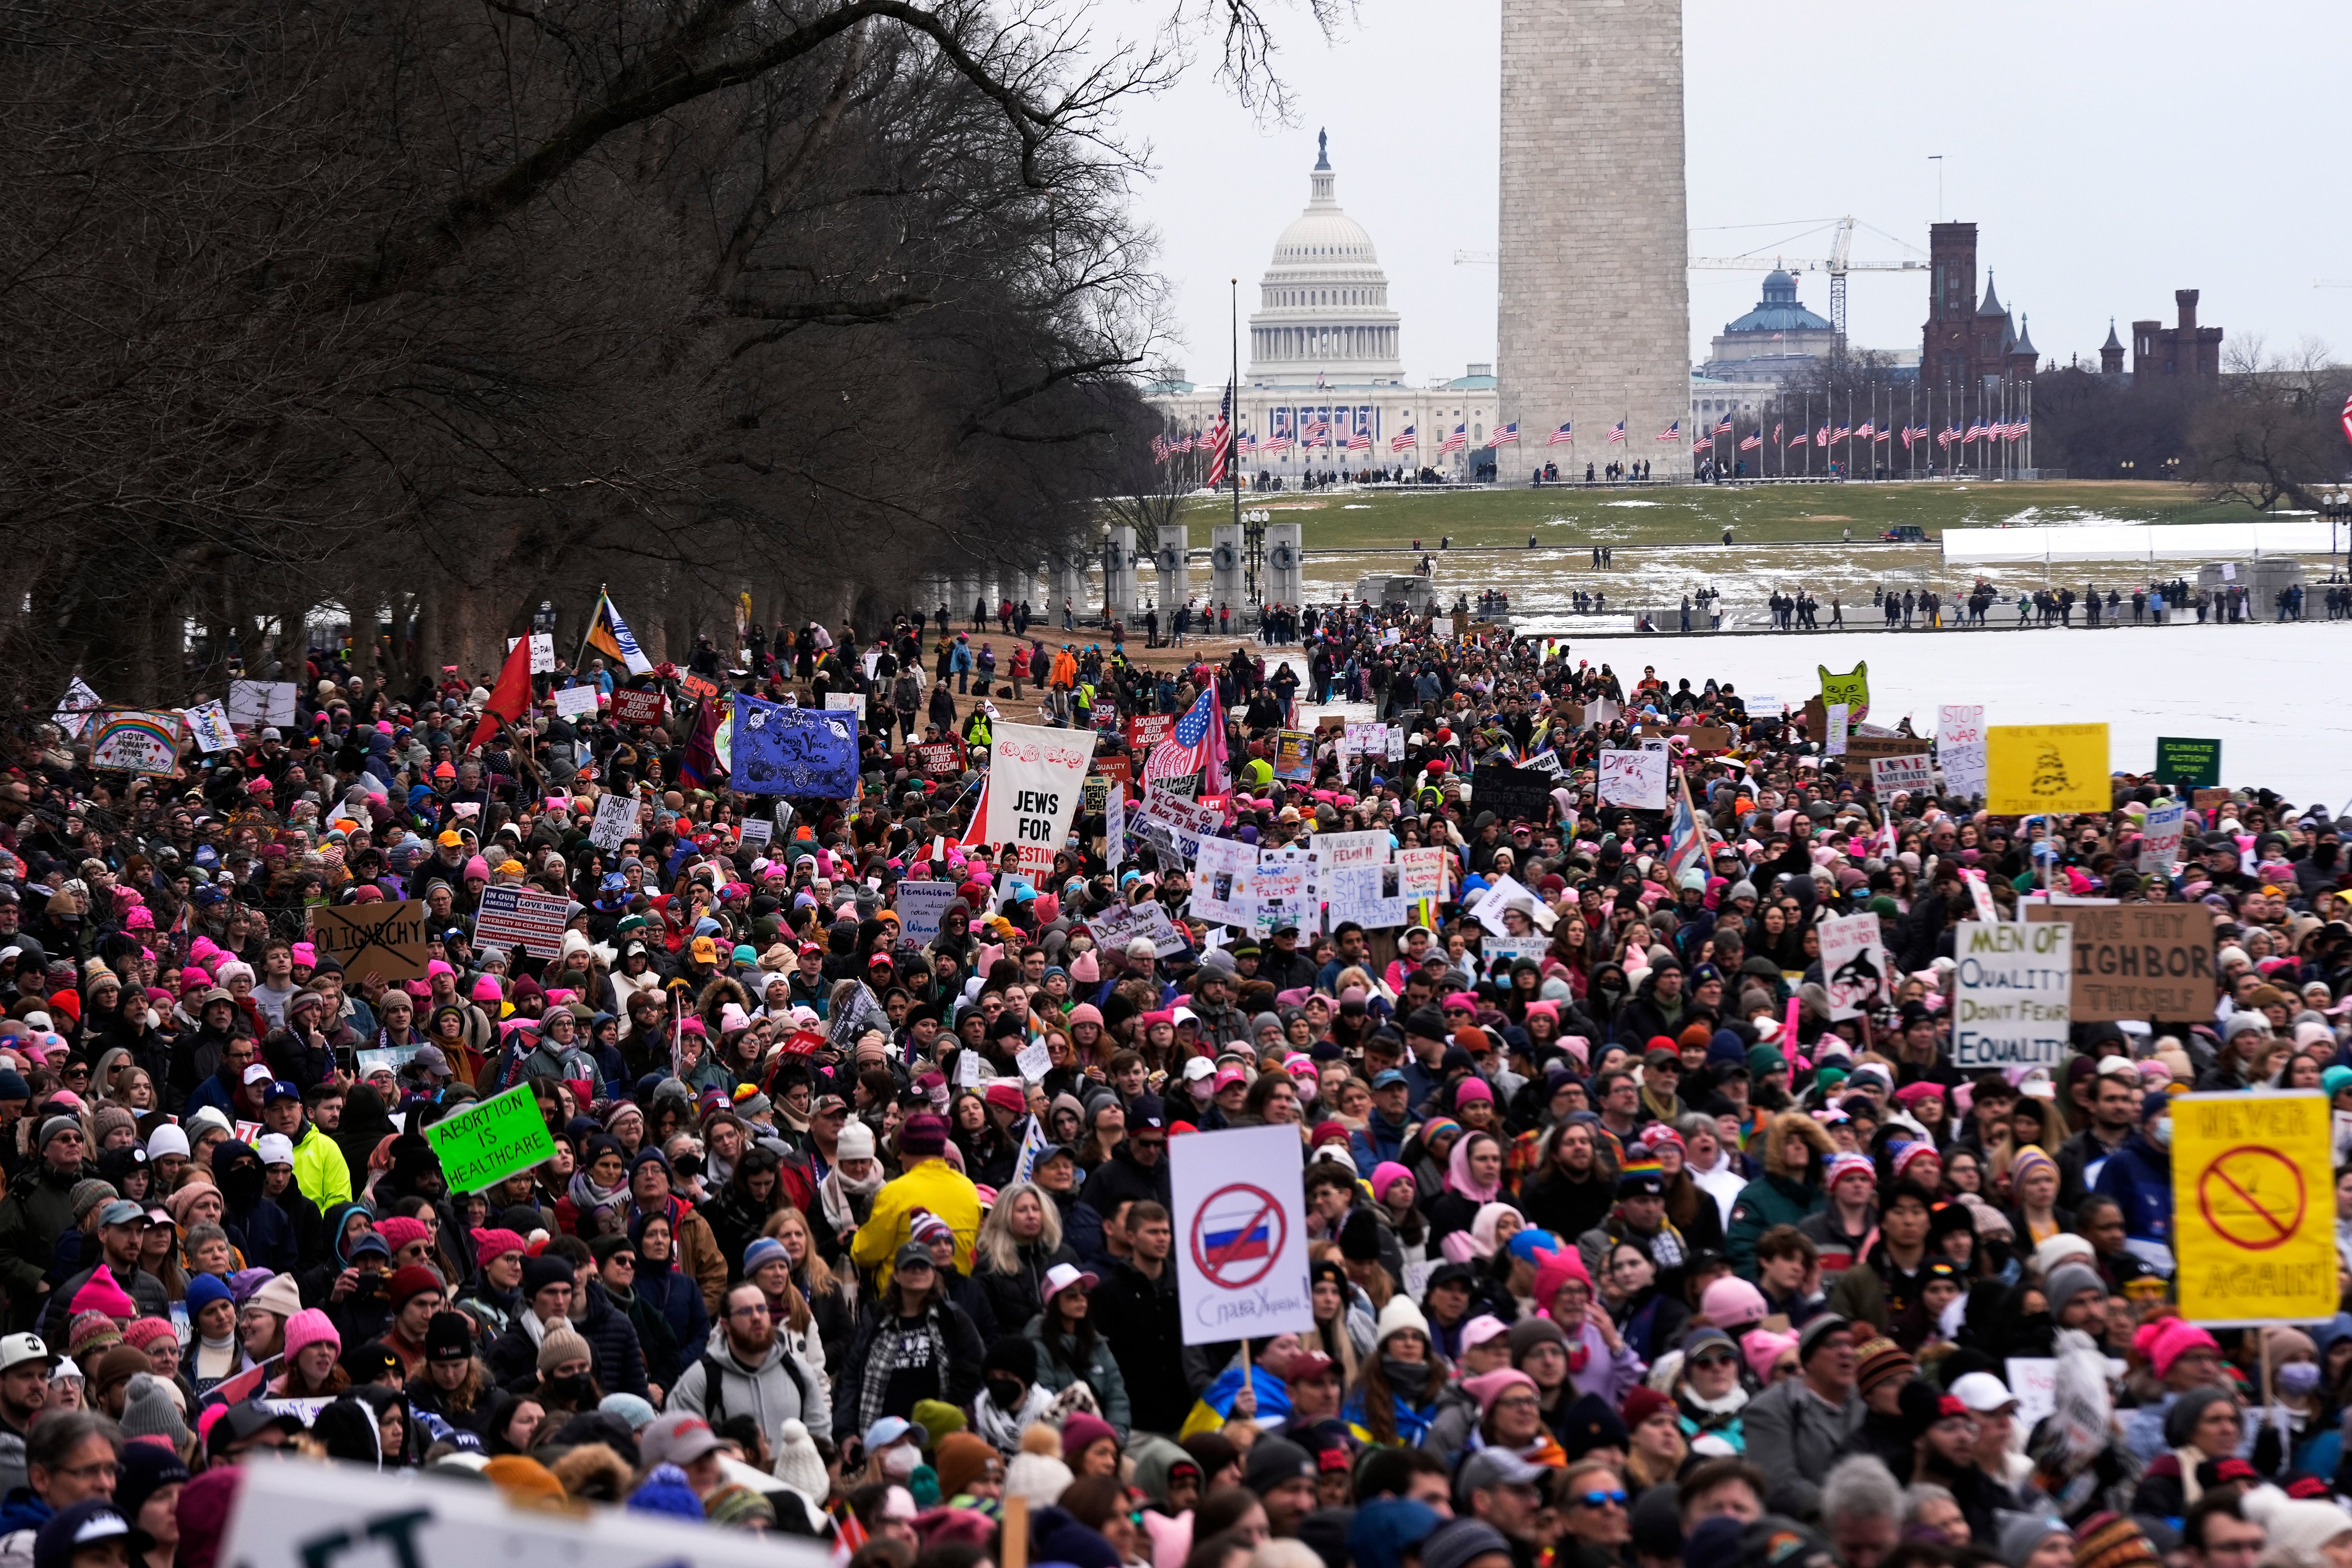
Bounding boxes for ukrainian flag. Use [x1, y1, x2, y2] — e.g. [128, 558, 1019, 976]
[587, 591, 653, 675]
[1178, 1364, 1293, 1439]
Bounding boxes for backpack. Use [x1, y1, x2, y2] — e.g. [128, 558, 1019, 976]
[694, 1346, 809, 1428]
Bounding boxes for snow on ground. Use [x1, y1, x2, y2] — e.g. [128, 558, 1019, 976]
[1530, 624, 2352, 809]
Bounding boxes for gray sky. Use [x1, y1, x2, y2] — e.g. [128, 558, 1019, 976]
[1118, 0, 2349, 389]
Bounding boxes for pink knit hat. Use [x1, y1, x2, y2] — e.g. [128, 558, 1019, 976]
[1532, 1246, 1592, 1313]
[1461, 1368, 1538, 1416]
[375, 1216, 430, 1255]
[283, 1308, 340, 1361]
[2137, 1316, 2221, 1382]
[1700, 1275, 1769, 1332]
[1370, 1161, 1416, 1205]
[471, 1228, 527, 1268]
[1742, 1326, 1800, 1384]
[68, 1267, 137, 1322]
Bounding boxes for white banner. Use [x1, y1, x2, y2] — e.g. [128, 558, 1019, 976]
[1597, 747, 1667, 809]
[1952, 920, 2072, 1068]
[1818, 910, 1891, 1021]
[226, 679, 296, 731]
[1190, 836, 1258, 927]
[1170, 1124, 1316, 1346]
[506, 633, 556, 674]
[588, 793, 640, 852]
[2140, 801, 2188, 875]
[980, 722, 1094, 875]
[1870, 753, 1933, 796]
[182, 700, 237, 754]
[1468, 873, 1536, 937]
[1104, 784, 1126, 870]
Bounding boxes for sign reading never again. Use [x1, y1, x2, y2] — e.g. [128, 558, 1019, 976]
[2170, 1091, 2337, 1325]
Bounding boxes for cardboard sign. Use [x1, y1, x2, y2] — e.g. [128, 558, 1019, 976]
[1471, 762, 1557, 825]
[91, 710, 182, 776]
[826, 691, 866, 719]
[1596, 747, 1667, 810]
[309, 900, 431, 985]
[588, 794, 641, 852]
[1987, 724, 2110, 814]
[1089, 899, 1188, 959]
[1170, 1125, 1316, 1346]
[473, 885, 572, 958]
[2193, 787, 2231, 812]
[609, 686, 666, 726]
[916, 741, 965, 779]
[426, 1083, 559, 1193]
[1189, 837, 1257, 927]
[1328, 863, 1407, 929]
[1818, 910, 1891, 1021]
[550, 684, 600, 720]
[893, 879, 959, 946]
[1132, 789, 1224, 860]
[2023, 903, 2215, 1021]
[2155, 736, 2221, 789]
[1825, 702, 1849, 756]
[1272, 731, 1315, 782]
[2170, 1091, 2336, 1325]
[225, 679, 296, 731]
[1870, 753, 1934, 796]
[1951, 920, 2072, 1068]
[1685, 726, 1735, 753]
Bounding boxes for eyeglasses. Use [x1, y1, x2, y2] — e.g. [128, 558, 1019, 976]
[1688, 1352, 1738, 1370]
[1573, 1489, 1629, 1510]
[51, 1461, 118, 1482]
[728, 1304, 771, 1318]
[1493, 1393, 1541, 1411]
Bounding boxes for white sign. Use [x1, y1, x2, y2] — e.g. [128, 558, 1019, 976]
[1248, 851, 1316, 937]
[893, 880, 959, 946]
[1315, 829, 1390, 870]
[1870, 753, 1934, 796]
[1342, 723, 1388, 760]
[549, 684, 599, 720]
[979, 722, 1094, 876]
[1104, 785, 1126, 870]
[1468, 873, 1537, 937]
[226, 679, 297, 731]
[1597, 747, 1668, 810]
[221, 1454, 824, 1568]
[1398, 846, 1450, 902]
[1190, 836, 1258, 927]
[1825, 702, 1849, 756]
[1090, 899, 1188, 958]
[506, 633, 556, 673]
[1818, 910, 1892, 1022]
[1169, 1124, 1316, 1346]
[1015, 1040, 1052, 1082]
[1937, 704, 1985, 748]
[54, 677, 102, 739]
[826, 691, 866, 718]
[1132, 788, 1224, 861]
[588, 793, 640, 852]
[1959, 866, 2000, 924]
[1329, 863, 1406, 929]
[182, 700, 238, 754]
[1938, 704, 1988, 799]
[1952, 920, 2073, 1068]
[2140, 801, 2188, 875]
[2006, 1357, 2057, 1430]
[1483, 935, 1550, 976]
[736, 817, 772, 851]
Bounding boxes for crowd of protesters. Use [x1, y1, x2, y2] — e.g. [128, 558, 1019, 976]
[0, 592, 2340, 1568]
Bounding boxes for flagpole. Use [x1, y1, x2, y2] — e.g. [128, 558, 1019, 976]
[572, 584, 605, 675]
[1230, 277, 1247, 616]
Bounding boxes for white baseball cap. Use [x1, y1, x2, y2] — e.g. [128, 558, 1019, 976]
[0, 1333, 55, 1373]
[1949, 1370, 2020, 1415]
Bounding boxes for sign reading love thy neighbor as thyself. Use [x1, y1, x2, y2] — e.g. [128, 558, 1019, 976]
[426, 1084, 558, 1193]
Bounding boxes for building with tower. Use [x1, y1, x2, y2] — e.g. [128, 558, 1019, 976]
[2131, 291, 2224, 380]
[1496, 0, 1692, 469]
[1920, 222, 2040, 395]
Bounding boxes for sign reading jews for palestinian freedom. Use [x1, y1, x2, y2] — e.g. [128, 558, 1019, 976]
[2023, 903, 2216, 1022]
[1169, 1123, 1315, 1346]
[308, 900, 431, 985]
[980, 722, 1094, 877]
[426, 1083, 560, 1194]
[2170, 1091, 2338, 1325]
[1951, 919, 2072, 1068]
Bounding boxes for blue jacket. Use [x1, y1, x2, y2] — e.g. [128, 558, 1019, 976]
[1350, 1108, 1411, 1171]
[2092, 1130, 2172, 1252]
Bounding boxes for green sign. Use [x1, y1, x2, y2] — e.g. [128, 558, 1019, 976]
[2154, 736, 2221, 789]
[425, 1083, 557, 1193]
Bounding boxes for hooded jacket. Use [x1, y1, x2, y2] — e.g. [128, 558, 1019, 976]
[1725, 1111, 1832, 1277]
[672, 1323, 831, 1454]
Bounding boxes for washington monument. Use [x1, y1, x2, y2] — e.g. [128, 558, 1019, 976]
[1497, 0, 1690, 461]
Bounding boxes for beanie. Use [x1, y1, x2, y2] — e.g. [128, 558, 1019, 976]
[121, 1318, 178, 1353]
[68, 1268, 138, 1322]
[626, 1463, 706, 1521]
[898, 1114, 948, 1158]
[934, 1432, 998, 1501]
[386, 1264, 445, 1307]
[1742, 1327, 1799, 1384]
[424, 1311, 475, 1363]
[1854, 1336, 1918, 1398]
[283, 1309, 341, 1361]
[2045, 1262, 2106, 1310]
[184, 1273, 234, 1316]
[743, 1237, 789, 1275]
[120, 1374, 191, 1447]
[374, 1216, 429, 1256]
[471, 1228, 527, 1269]
[536, 1325, 592, 1375]
[1699, 1275, 1768, 1332]
[772, 1419, 827, 1498]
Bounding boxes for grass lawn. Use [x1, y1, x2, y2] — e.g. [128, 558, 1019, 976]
[1176, 479, 2270, 553]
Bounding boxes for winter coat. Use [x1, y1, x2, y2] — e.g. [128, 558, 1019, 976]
[829, 1295, 985, 1437]
[2092, 1129, 2173, 1269]
[0, 1164, 81, 1331]
[852, 1156, 982, 1295]
[1741, 1374, 1862, 1501]
[1089, 1257, 1189, 1436]
[571, 1281, 650, 1399]
[1023, 1313, 1133, 1440]
[1725, 1112, 1833, 1277]
[974, 1239, 1077, 1337]
[671, 1326, 832, 1456]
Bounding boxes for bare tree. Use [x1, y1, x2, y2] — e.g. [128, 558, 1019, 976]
[2194, 337, 2351, 511]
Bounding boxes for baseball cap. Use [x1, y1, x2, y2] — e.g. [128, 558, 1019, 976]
[864, 1416, 915, 1451]
[640, 1412, 725, 1468]
[241, 1063, 273, 1086]
[1949, 1371, 2019, 1414]
[1372, 1069, 1407, 1090]
[1456, 1447, 1545, 1500]
[262, 1079, 301, 1105]
[1459, 1314, 1511, 1352]
[1182, 1057, 1216, 1084]
[0, 1334, 54, 1373]
[95, 1201, 148, 1229]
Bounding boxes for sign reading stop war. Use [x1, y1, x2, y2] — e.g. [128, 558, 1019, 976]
[1951, 920, 2071, 1068]
[2171, 1091, 2338, 1325]
[2024, 903, 2216, 1021]
[1169, 1124, 1314, 1346]
[308, 900, 430, 984]
[426, 1084, 558, 1194]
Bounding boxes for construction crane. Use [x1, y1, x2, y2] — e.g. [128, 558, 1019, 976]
[1687, 216, 1925, 345]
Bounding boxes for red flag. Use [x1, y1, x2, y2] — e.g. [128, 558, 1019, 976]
[468, 632, 535, 750]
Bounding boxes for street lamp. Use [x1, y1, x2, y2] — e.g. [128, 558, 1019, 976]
[2119, 459, 2134, 477]
[2163, 457, 2180, 479]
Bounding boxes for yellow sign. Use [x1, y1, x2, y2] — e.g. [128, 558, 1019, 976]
[2170, 1092, 2338, 1325]
[1986, 723, 2110, 814]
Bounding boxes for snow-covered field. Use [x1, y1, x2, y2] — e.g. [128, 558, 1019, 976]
[1533, 625, 2352, 810]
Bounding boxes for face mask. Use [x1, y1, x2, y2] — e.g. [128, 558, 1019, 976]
[880, 1444, 919, 1480]
[1379, 1355, 1425, 1389]
[547, 1373, 595, 1403]
[2282, 1361, 2323, 1397]
[986, 1377, 1027, 1410]
[2152, 1119, 2172, 1148]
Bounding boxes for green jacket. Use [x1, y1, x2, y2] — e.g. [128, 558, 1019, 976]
[291, 1123, 353, 1211]
[1725, 1171, 1823, 1279]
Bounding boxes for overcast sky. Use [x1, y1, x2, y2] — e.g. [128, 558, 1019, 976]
[1114, 0, 2350, 389]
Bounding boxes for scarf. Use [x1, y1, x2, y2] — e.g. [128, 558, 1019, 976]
[567, 1169, 628, 1228]
[819, 1166, 881, 1237]
[857, 1304, 949, 1438]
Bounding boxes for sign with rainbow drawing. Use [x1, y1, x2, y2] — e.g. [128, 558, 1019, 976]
[91, 710, 182, 776]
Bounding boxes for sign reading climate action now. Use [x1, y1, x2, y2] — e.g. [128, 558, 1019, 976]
[1951, 920, 2071, 1068]
[426, 1084, 558, 1193]
[2170, 1091, 2337, 1325]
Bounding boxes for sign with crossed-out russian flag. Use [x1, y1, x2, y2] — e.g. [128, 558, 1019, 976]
[1169, 1124, 1314, 1346]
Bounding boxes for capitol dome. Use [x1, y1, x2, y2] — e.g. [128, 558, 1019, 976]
[1246, 132, 1404, 387]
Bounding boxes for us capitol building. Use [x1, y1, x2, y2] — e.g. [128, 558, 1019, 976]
[1143, 135, 1502, 479]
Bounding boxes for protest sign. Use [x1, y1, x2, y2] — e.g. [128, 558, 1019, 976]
[427, 1083, 559, 1193]
[1170, 1124, 1315, 1345]
[1959, 866, 2000, 924]
[1937, 704, 1988, 798]
[91, 710, 181, 775]
[893, 880, 960, 946]
[1248, 851, 1315, 936]
[678, 672, 719, 702]
[505, 632, 556, 673]
[2023, 902, 2215, 1021]
[182, 700, 237, 754]
[916, 741, 964, 779]
[1398, 846, 1450, 902]
[1329, 863, 1406, 929]
[1190, 837, 1258, 927]
[2139, 801, 2188, 875]
[979, 723, 1094, 876]
[1818, 911, 1892, 1021]
[1468, 874, 1537, 937]
[609, 686, 666, 726]
[1952, 920, 2072, 1068]
[2155, 736, 2221, 789]
[55, 677, 102, 739]
[225, 679, 296, 732]
[732, 694, 858, 797]
[1824, 702, 1848, 756]
[736, 817, 771, 852]
[1685, 726, 1735, 753]
[826, 691, 866, 719]
[1341, 722, 1386, 759]
[828, 982, 885, 1048]
[1104, 786, 1125, 870]
[1315, 830, 1390, 870]
[1987, 723, 2110, 814]
[309, 900, 430, 985]
[473, 886, 571, 958]
[1471, 762, 1557, 825]
[1870, 753, 1934, 796]
[355, 1047, 417, 1080]
[588, 794, 641, 852]
[1272, 731, 1315, 782]
[1128, 714, 1174, 752]
[1132, 788, 1224, 860]
[550, 684, 599, 720]
[1482, 935, 1550, 977]
[1015, 1040, 1053, 1082]
[2170, 1091, 2337, 1325]
[1596, 747, 1667, 809]
[1090, 899, 1188, 958]
[2006, 1359, 2057, 1431]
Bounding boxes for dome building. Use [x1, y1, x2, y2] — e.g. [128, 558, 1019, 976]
[1246, 132, 1404, 385]
[1700, 269, 1838, 385]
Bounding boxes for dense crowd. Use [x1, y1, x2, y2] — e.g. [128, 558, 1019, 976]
[0, 598, 2340, 1568]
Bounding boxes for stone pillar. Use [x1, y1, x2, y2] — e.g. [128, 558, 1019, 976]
[1153, 525, 1188, 616]
[1267, 523, 1305, 608]
[1102, 527, 1139, 620]
[1209, 523, 1245, 617]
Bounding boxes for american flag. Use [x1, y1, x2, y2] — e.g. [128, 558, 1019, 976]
[2342, 389, 2352, 446]
[1238, 432, 1259, 455]
[1738, 432, 1761, 451]
[1853, 422, 1875, 441]
[1438, 423, 1468, 454]
[2012, 418, 2030, 438]
[1299, 418, 1329, 446]
[1788, 427, 1809, 447]
[1546, 421, 1574, 445]
[1204, 381, 1233, 488]
[1962, 422, 1984, 443]
[1150, 435, 1169, 462]
[1666, 770, 1712, 884]
[1831, 425, 1850, 443]
[1936, 427, 1954, 448]
[1490, 421, 1521, 448]
[1390, 424, 1417, 452]
[1263, 432, 1292, 453]
[1607, 420, 1627, 444]
[1872, 426, 1891, 443]
[1656, 420, 1682, 442]
[1773, 421, 1784, 445]
[1346, 429, 1371, 451]
[1815, 424, 1831, 447]
[1143, 686, 1228, 793]
[1714, 416, 1733, 436]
